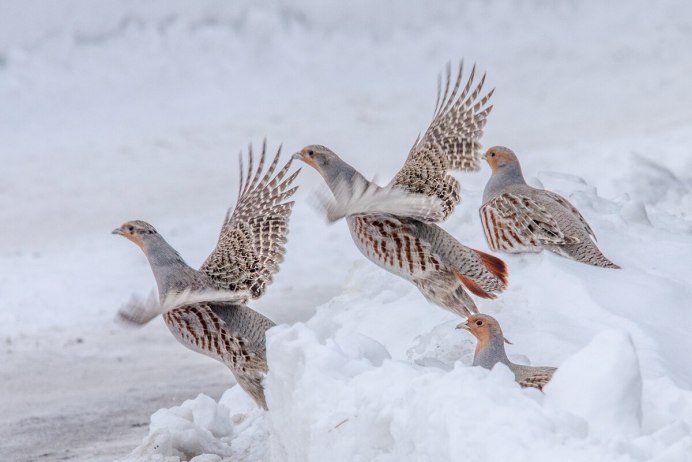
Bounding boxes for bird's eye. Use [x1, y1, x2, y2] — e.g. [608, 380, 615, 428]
[490, 153, 496, 157]
[475, 320, 483, 326]
[127, 226, 134, 233]
[308, 150, 314, 157]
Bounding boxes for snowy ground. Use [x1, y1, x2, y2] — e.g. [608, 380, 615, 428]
[1, 1, 692, 461]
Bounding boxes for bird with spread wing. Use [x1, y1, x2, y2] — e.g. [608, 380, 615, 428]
[113, 141, 300, 409]
[293, 62, 508, 317]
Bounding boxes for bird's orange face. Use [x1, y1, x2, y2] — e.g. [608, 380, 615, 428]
[293, 146, 323, 173]
[112, 222, 144, 248]
[112, 220, 157, 248]
[457, 314, 509, 347]
[463, 315, 493, 344]
[484, 146, 518, 173]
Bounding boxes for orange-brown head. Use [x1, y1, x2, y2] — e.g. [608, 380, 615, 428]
[112, 220, 158, 248]
[292, 144, 339, 174]
[484, 146, 520, 174]
[456, 314, 511, 347]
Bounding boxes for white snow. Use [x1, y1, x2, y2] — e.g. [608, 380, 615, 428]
[2, 0, 692, 461]
[545, 330, 643, 439]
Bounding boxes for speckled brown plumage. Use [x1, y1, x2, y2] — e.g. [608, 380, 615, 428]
[391, 62, 494, 220]
[201, 141, 300, 298]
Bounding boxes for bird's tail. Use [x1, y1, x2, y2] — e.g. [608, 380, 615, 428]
[557, 242, 620, 269]
[474, 249, 510, 288]
[453, 249, 509, 300]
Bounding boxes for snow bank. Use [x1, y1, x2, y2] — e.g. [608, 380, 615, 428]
[126, 319, 690, 461]
[123, 145, 692, 460]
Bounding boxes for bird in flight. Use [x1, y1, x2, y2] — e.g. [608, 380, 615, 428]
[294, 62, 508, 317]
[113, 141, 300, 409]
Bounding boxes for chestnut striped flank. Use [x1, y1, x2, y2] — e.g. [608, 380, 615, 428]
[352, 216, 434, 278]
[346, 213, 508, 317]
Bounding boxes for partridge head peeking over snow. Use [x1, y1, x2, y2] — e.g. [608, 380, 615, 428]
[293, 62, 508, 317]
[457, 314, 556, 391]
[113, 142, 300, 409]
[479, 146, 619, 268]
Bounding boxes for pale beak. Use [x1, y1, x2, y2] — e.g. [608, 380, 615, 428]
[292, 151, 303, 160]
[112, 227, 124, 236]
[455, 321, 470, 331]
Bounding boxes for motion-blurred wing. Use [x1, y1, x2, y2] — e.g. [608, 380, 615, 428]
[116, 288, 251, 326]
[314, 175, 445, 223]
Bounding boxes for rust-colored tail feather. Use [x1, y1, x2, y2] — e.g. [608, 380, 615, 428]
[474, 249, 509, 288]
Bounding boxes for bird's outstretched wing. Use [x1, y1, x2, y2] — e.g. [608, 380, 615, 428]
[480, 193, 581, 253]
[390, 62, 494, 221]
[200, 141, 300, 298]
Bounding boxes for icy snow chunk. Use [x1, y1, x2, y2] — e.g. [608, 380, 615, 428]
[124, 391, 268, 462]
[126, 394, 234, 460]
[407, 319, 472, 368]
[545, 329, 643, 438]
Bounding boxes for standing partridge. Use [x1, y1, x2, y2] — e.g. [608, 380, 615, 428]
[294, 62, 507, 317]
[480, 146, 620, 268]
[113, 142, 300, 409]
[457, 314, 556, 390]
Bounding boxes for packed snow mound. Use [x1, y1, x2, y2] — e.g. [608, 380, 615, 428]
[123, 325, 690, 461]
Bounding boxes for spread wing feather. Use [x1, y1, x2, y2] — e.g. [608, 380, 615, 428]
[200, 141, 300, 298]
[391, 61, 494, 220]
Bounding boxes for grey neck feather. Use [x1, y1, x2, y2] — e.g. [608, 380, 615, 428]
[321, 157, 370, 197]
[473, 335, 512, 370]
[483, 161, 527, 203]
[141, 234, 200, 298]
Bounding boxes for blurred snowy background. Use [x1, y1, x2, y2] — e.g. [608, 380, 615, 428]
[1, 1, 691, 461]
